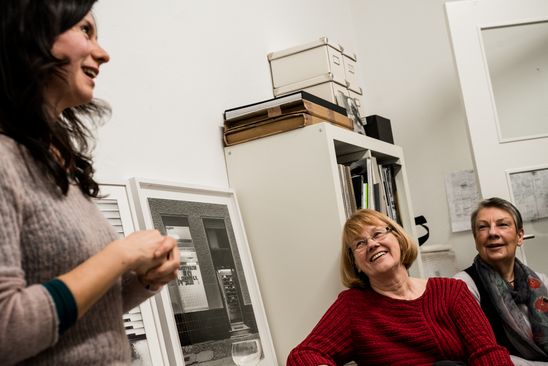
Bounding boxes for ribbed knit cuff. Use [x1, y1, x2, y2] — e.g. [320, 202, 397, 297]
[42, 278, 77, 335]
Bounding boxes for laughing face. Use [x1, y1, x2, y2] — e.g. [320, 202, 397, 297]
[45, 12, 110, 114]
[351, 222, 402, 278]
[474, 207, 524, 268]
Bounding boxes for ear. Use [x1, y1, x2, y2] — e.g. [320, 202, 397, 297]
[516, 228, 525, 246]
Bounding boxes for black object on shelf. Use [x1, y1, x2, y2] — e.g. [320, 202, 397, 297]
[365, 115, 394, 144]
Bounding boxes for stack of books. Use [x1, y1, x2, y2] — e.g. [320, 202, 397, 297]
[223, 91, 353, 146]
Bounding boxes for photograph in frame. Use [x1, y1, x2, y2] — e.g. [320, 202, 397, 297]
[96, 182, 169, 366]
[130, 178, 277, 366]
[336, 91, 365, 135]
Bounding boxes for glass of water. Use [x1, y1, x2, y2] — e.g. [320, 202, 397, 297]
[231, 339, 261, 366]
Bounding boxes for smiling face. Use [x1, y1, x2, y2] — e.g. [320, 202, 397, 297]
[351, 222, 403, 279]
[45, 12, 109, 114]
[474, 207, 524, 269]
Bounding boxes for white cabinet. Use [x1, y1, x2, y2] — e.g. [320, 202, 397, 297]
[224, 122, 423, 364]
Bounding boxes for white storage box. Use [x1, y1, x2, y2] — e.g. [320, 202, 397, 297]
[268, 37, 346, 89]
[342, 50, 360, 93]
[273, 73, 349, 107]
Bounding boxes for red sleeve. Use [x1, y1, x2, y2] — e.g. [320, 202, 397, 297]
[451, 280, 512, 366]
[286, 290, 354, 366]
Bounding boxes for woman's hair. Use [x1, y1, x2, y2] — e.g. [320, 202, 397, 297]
[470, 197, 523, 237]
[0, 0, 109, 197]
[340, 209, 418, 289]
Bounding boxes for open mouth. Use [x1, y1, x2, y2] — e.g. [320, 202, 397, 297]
[82, 66, 98, 78]
[486, 243, 505, 249]
[370, 251, 388, 262]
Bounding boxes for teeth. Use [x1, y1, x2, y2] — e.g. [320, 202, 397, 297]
[370, 252, 386, 262]
[83, 67, 97, 78]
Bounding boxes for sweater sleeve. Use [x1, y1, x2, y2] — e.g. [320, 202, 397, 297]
[42, 278, 77, 334]
[286, 291, 354, 366]
[0, 148, 59, 364]
[451, 280, 512, 366]
[120, 271, 158, 312]
[453, 270, 481, 303]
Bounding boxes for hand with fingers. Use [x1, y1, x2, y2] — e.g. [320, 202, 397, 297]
[113, 229, 174, 273]
[136, 235, 180, 291]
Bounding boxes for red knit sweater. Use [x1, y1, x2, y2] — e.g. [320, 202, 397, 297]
[287, 278, 512, 366]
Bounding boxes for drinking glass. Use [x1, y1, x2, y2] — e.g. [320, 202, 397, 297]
[231, 339, 261, 366]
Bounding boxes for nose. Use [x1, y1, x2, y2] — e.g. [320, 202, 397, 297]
[487, 223, 499, 237]
[92, 42, 110, 65]
[366, 239, 380, 251]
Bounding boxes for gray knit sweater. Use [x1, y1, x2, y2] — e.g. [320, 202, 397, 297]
[0, 135, 154, 365]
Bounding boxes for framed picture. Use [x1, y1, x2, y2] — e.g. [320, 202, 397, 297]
[96, 182, 170, 366]
[336, 91, 366, 135]
[129, 178, 278, 366]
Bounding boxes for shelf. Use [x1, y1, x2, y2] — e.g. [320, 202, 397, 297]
[224, 122, 423, 362]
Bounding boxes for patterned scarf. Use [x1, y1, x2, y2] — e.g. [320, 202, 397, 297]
[474, 256, 548, 361]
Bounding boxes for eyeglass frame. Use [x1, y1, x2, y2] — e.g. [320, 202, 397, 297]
[350, 226, 392, 253]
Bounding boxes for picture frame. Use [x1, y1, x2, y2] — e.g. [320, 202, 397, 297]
[129, 178, 278, 366]
[336, 91, 366, 135]
[96, 182, 170, 366]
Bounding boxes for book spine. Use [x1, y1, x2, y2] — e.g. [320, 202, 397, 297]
[385, 164, 402, 225]
[366, 158, 374, 210]
[338, 164, 351, 218]
[344, 165, 357, 215]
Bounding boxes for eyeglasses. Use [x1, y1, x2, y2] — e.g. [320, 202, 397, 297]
[351, 227, 392, 253]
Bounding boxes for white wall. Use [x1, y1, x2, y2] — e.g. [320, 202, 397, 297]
[92, 0, 360, 188]
[91, 0, 481, 361]
[348, 0, 477, 269]
[93, 0, 478, 270]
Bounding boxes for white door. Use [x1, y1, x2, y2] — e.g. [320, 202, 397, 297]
[445, 0, 548, 273]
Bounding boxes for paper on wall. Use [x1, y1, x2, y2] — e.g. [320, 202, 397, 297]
[444, 169, 481, 232]
[510, 168, 548, 221]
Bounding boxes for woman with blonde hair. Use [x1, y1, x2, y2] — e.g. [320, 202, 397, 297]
[287, 209, 511, 365]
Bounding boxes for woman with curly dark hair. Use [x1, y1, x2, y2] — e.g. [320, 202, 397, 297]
[0, 1, 180, 364]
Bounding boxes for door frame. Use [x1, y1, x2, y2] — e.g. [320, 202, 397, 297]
[445, 0, 548, 200]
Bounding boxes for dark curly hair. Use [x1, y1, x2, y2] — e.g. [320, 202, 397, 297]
[0, 0, 110, 197]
